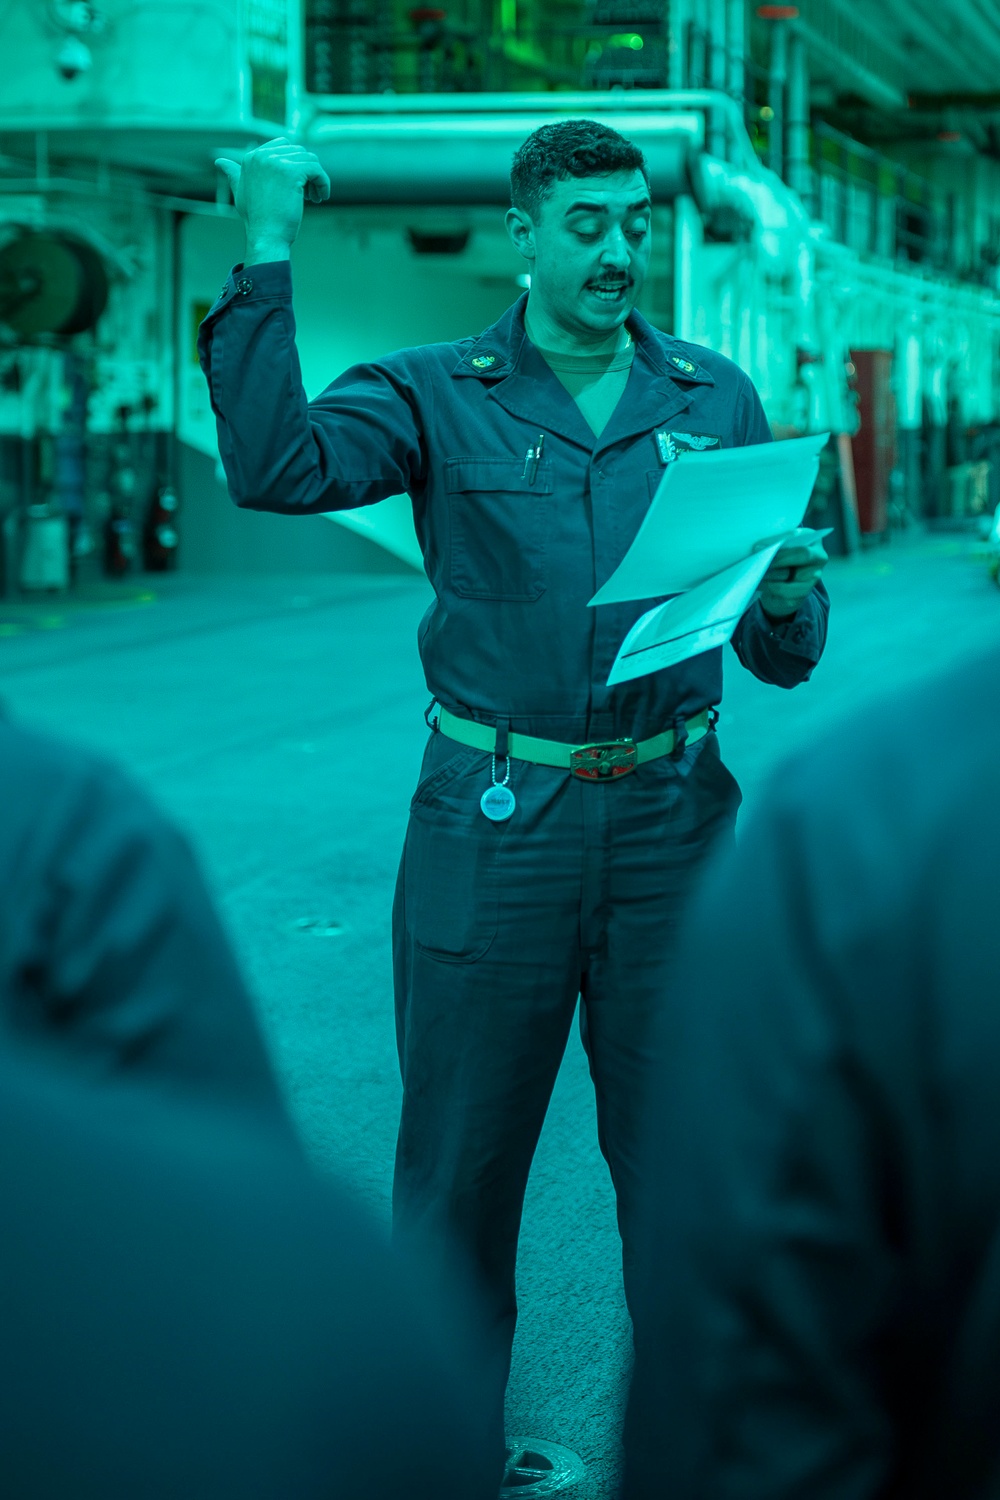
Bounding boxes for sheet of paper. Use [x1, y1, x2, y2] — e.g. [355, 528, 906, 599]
[607, 544, 782, 685]
[590, 431, 830, 606]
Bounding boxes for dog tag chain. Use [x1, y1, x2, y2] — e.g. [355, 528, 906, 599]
[481, 750, 516, 822]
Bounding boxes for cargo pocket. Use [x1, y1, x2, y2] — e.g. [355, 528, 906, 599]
[445, 456, 551, 602]
[670, 733, 743, 842]
[404, 746, 503, 962]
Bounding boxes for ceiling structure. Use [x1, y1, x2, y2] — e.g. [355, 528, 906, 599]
[761, 0, 1000, 156]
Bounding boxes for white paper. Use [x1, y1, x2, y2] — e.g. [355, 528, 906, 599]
[607, 545, 782, 685]
[590, 431, 830, 606]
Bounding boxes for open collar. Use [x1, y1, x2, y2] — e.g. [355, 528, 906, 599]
[451, 294, 718, 453]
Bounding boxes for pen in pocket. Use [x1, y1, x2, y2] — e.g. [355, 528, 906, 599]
[524, 433, 545, 485]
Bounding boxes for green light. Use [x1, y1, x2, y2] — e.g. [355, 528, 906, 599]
[608, 31, 644, 48]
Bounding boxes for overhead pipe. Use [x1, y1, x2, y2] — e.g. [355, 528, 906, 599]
[0, 172, 237, 227]
[304, 88, 761, 166]
[304, 90, 693, 114]
[892, 0, 1000, 82]
[817, 0, 916, 77]
[301, 89, 765, 203]
[303, 111, 703, 204]
[787, 19, 905, 111]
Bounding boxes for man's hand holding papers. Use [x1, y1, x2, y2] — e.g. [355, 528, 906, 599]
[756, 528, 831, 620]
[589, 432, 831, 686]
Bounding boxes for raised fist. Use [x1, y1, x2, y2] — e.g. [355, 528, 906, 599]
[215, 138, 331, 255]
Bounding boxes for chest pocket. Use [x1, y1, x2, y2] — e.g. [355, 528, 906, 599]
[445, 457, 551, 602]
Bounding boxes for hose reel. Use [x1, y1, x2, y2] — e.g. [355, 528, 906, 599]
[0, 231, 110, 337]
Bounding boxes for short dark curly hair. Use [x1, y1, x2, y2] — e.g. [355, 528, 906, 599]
[510, 119, 650, 222]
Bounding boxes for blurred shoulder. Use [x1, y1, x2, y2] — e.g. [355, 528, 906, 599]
[0, 716, 166, 851]
[758, 643, 1000, 844]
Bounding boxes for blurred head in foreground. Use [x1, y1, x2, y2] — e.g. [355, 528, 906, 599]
[624, 643, 1000, 1500]
[0, 1044, 498, 1499]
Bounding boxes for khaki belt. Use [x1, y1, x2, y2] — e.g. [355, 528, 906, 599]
[434, 706, 712, 781]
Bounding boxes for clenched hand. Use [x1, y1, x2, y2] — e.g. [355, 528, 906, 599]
[756, 529, 830, 621]
[215, 137, 331, 264]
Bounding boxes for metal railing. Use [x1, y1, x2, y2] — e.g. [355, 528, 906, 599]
[808, 121, 945, 269]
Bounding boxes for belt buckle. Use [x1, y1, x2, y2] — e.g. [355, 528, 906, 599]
[570, 739, 638, 781]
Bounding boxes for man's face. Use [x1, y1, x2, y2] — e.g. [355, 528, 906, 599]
[506, 170, 652, 338]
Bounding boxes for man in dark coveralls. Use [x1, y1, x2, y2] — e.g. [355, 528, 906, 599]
[206, 120, 830, 1477]
[623, 643, 1000, 1500]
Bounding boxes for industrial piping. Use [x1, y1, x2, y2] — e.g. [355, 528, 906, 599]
[302, 88, 763, 204]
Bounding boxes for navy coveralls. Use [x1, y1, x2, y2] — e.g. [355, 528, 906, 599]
[200, 264, 829, 1437]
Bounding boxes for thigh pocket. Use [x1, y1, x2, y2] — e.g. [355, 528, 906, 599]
[404, 751, 504, 962]
[673, 734, 743, 839]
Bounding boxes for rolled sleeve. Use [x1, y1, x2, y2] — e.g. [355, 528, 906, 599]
[197, 262, 426, 515]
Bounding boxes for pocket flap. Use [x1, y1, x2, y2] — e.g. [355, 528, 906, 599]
[444, 457, 554, 495]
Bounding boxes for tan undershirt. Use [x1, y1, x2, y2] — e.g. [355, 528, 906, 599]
[526, 321, 635, 439]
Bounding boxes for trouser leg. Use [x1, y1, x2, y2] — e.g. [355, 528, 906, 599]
[577, 736, 742, 1315]
[391, 736, 583, 1474]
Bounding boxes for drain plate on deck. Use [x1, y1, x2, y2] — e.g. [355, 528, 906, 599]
[500, 1438, 585, 1497]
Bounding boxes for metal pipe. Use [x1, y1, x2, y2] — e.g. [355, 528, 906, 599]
[817, 0, 917, 77]
[725, 0, 746, 109]
[786, 31, 810, 204]
[894, 0, 1000, 80]
[0, 176, 239, 221]
[668, 0, 687, 89]
[708, 0, 728, 91]
[304, 113, 702, 203]
[688, 0, 708, 88]
[305, 89, 761, 172]
[306, 114, 704, 139]
[767, 18, 788, 180]
[707, 0, 728, 156]
[673, 193, 700, 340]
[304, 87, 718, 113]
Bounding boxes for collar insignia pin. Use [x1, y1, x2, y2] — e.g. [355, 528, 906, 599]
[471, 353, 497, 369]
[671, 355, 696, 374]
